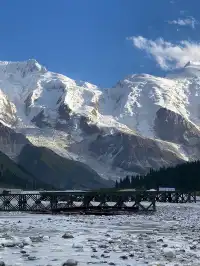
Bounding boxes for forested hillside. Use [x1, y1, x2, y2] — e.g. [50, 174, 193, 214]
[116, 161, 200, 190]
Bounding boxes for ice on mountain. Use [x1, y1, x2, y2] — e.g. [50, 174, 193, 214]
[1, 59, 200, 177]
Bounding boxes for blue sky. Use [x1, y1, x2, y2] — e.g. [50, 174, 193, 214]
[0, 0, 199, 86]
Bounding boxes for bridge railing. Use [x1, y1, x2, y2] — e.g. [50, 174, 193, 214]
[0, 190, 156, 212]
[0, 190, 196, 213]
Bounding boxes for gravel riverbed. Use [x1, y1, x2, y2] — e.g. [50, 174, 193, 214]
[0, 202, 199, 265]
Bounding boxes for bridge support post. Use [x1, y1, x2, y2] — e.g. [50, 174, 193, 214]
[19, 194, 27, 211]
[50, 195, 58, 212]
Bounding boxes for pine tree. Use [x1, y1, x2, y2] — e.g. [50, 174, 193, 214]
[119, 160, 200, 191]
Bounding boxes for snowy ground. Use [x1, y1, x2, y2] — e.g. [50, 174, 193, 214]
[0, 203, 200, 265]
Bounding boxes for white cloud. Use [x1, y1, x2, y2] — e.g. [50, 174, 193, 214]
[127, 36, 200, 70]
[168, 17, 198, 29]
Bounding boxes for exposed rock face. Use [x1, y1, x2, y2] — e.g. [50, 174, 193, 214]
[58, 103, 71, 121]
[0, 59, 200, 179]
[31, 110, 53, 128]
[0, 90, 17, 126]
[154, 107, 200, 145]
[88, 132, 183, 174]
[0, 122, 30, 158]
[79, 117, 101, 135]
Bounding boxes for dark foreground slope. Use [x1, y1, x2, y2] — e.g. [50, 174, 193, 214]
[0, 150, 50, 189]
[18, 144, 112, 189]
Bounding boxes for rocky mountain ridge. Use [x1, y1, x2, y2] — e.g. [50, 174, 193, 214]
[0, 59, 200, 180]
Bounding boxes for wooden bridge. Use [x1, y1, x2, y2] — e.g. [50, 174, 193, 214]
[0, 190, 196, 214]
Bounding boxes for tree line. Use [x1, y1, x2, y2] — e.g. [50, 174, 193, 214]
[116, 161, 200, 191]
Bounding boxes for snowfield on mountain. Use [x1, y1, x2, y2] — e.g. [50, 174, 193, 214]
[1, 59, 200, 180]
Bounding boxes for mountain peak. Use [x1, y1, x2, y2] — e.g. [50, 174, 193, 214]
[184, 61, 192, 68]
[0, 59, 47, 76]
[184, 60, 200, 68]
[0, 58, 199, 179]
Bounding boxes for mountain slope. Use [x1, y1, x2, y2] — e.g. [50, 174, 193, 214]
[0, 121, 112, 188]
[18, 144, 112, 189]
[0, 121, 30, 159]
[0, 149, 49, 189]
[0, 59, 200, 179]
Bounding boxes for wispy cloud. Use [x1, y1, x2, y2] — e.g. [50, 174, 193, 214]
[168, 17, 198, 29]
[127, 36, 200, 70]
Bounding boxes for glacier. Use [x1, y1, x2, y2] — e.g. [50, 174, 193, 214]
[0, 59, 200, 179]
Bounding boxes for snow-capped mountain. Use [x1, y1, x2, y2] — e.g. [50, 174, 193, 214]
[1, 59, 200, 180]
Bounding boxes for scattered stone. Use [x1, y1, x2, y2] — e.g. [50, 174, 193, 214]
[147, 240, 156, 245]
[30, 235, 43, 243]
[62, 233, 74, 239]
[72, 243, 83, 249]
[23, 237, 32, 246]
[98, 244, 109, 249]
[101, 254, 110, 258]
[120, 255, 128, 260]
[103, 249, 109, 252]
[2, 240, 16, 247]
[106, 238, 115, 244]
[21, 253, 29, 257]
[62, 259, 78, 266]
[129, 252, 134, 258]
[88, 238, 96, 242]
[20, 250, 26, 254]
[18, 242, 24, 248]
[163, 248, 175, 259]
[2, 233, 12, 240]
[43, 235, 50, 241]
[52, 258, 59, 261]
[28, 256, 37, 260]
